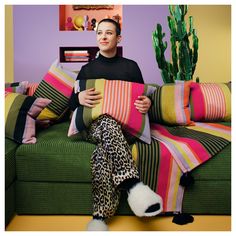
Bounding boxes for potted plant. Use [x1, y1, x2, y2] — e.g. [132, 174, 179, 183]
[152, 5, 199, 83]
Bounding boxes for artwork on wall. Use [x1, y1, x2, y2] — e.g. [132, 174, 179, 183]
[72, 5, 114, 10]
[59, 5, 122, 31]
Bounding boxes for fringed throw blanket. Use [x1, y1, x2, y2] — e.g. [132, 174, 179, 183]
[132, 122, 231, 213]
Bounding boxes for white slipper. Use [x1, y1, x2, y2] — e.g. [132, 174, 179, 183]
[86, 219, 109, 231]
[127, 182, 163, 217]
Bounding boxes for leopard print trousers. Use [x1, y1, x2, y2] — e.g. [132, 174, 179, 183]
[87, 114, 139, 219]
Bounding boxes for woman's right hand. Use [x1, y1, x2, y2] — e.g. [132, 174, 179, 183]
[78, 88, 102, 108]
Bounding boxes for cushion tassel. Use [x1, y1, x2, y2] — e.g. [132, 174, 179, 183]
[180, 172, 194, 187]
[172, 212, 194, 225]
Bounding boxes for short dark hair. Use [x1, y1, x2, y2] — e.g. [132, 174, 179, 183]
[97, 18, 121, 36]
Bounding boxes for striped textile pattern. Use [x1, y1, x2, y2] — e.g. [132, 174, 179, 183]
[26, 83, 39, 96]
[68, 79, 156, 144]
[5, 81, 29, 94]
[190, 82, 231, 121]
[132, 122, 231, 213]
[33, 60, 77, 121]
[5, 92, 51, 144]
[148, 81, 192, 125]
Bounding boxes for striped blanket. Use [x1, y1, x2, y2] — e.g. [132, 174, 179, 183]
[132, 122, 231, 213]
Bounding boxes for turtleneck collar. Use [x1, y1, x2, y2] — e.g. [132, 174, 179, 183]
[97, 52, 120, 63]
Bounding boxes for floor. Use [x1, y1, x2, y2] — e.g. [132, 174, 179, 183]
[6, 215, 231, 231]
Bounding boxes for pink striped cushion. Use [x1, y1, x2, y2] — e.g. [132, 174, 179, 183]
[33, 59, 77, 120]
[68, 79, 156, 144]
[190, 82, 231, 121]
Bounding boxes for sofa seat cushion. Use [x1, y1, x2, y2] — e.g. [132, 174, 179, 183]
[5, 138, 19, 188]
[191, 143, 231, 181]
[16, 121, 95, 183]
[16, 121, 231, 184]
[190, 122, 231, 181]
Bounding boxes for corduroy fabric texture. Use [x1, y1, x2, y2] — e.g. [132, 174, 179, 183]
[5, 138, 18, 188]
[190, 142, 231, 180]
[15, 179, 231, 215]
[16, 122, 95, 182]
[183, 181, 231, 214]
[5, 182, 15, 226]
[14, 121, 231, 215]
[16, 182, 94, 215]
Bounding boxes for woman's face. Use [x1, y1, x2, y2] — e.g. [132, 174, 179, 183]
[96, 22, 121, 56]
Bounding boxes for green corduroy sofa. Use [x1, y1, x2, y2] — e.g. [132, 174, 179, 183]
[5, 120, 231, 227]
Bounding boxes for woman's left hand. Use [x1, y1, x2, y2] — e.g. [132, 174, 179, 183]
[134, 96, 151, 114]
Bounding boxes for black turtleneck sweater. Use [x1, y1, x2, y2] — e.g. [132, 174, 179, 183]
[69, 53, 144, 111]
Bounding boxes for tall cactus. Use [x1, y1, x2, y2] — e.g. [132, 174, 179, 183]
[152, 5, 199, 83]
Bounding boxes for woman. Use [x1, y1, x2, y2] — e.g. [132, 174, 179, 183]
[69, 18, 163, 231]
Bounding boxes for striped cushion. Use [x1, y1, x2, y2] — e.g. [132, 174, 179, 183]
[26, 82, 39, 96]
[190, 82, 231, 121]
[5, 92, 51, 144]
[149, 81, 193, 125]
[68, 79, 156, 144]
[5, 81, 29, 94]
[33, 60, 77, 121]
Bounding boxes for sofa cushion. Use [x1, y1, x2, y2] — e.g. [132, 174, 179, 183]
[33, 59, 77, 121]
[190, 82, 231, 122]
[148, 81, 193, 126]
[5, 81, 28, 94]
[26, 82, 39, 96]
[5, 138, 19, 188]
[5, 92, 51, 144]
[15, 121, 231, 183]
[68, 79, 156, 144]
[16, 121, 95, 183]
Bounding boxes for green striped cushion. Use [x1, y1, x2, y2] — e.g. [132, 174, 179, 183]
[5, 92, 51, 143]
[148, 81, 192, 125]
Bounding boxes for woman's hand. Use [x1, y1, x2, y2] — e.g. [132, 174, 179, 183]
[78, 88, 102, 108]
[134, 95, 151, 114]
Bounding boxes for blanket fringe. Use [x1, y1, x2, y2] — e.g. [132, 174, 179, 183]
[172, 213, 194, 225]
[180, 172, 194, 187]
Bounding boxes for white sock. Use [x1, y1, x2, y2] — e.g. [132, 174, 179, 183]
[86, 219, 109, 231]
[127, 182, 163, 217]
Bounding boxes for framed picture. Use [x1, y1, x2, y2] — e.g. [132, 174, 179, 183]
[73, 5, 114, 10]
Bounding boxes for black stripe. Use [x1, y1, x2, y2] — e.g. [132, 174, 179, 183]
[137, 139, 159, 191]
[13, 96, 36, 143]
[34, 81, 69, 115]
[75, 106, 87, 131]
[79, 79, 86, 91]
[165, 126, 230, 156]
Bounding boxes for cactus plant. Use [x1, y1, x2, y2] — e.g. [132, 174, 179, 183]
[152, 5, 199, 83]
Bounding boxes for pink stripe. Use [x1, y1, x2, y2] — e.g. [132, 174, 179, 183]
[44, 73, 72, 97]
[156, 143, 172, 211]
[190, 82, 206, 120]
[175, 83, 185, 123]
[156, 124, 210, 164]
[22, 115, 37, 144]
[125, 83, 144, 136]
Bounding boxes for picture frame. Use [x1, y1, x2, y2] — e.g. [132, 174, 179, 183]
[72, 5, 114, 10]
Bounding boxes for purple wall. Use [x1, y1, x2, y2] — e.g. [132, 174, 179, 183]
[13, 5, 170, 85]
